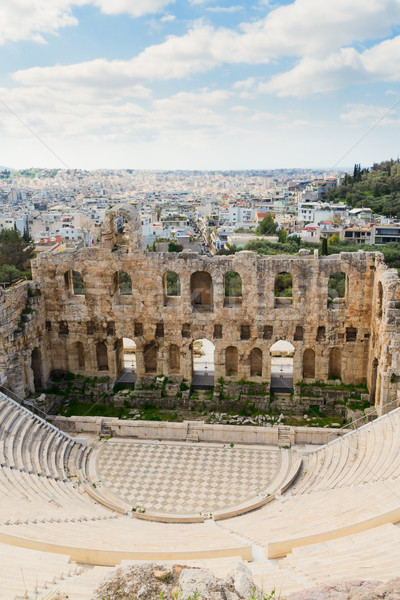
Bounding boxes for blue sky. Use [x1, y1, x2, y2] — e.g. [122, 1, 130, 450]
[1, 0, 400, 170]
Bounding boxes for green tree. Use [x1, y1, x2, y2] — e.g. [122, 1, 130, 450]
[0, 229, 34, 271]
[0, 264, 24, 284]
[256, 214, 279, 235]
[278, 229, 288, 243]
[168, 241, 183, 253]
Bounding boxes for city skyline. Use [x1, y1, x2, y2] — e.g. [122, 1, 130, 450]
[1, 0, 400, 170]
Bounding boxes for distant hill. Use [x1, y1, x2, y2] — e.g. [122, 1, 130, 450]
[327, 159, 400, 218]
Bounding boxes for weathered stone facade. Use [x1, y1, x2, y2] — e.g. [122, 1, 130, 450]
[1, 206, 400, 415]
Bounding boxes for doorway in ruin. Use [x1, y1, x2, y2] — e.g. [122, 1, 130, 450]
[192, 339, 215, 389]
[270, 340, 294, 393]
[116, 338, 137, 384]
[31, 347, 43, 392]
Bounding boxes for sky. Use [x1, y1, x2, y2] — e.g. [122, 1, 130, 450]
[1, 0, 400, 170]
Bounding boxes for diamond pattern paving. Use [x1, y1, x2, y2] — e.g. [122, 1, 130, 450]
[96, 440, 282, 514]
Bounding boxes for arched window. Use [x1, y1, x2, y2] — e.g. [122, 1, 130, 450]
[225, 346, 238, 376]
[274, 272, 293, 306]
[191, 271, 213, 311]
[119, 271, 132, 295]
[250, 348, 262, 377]
[72, 271, 85, 295]
[144, 342, 157, 373]
[169, 344, 180, 373]
[328, 272, 346, 305]
[303, 348, 315, 379]
[76, 342, 85, 369]
[96, 341, 108, 371]
[378, 281, 383, 318]
[328, 348, 341, 379]
[164, 271, 181, 297]
[224, 271, 242, 307]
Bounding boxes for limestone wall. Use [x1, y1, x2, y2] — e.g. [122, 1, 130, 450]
[56, 415, 348, 446]
[0, 281, 48, 396]
[30, 245, 374, 386]
[2, 207, 399, 414]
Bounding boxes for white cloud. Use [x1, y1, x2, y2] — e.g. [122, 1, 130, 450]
[11, 0, 400, 94]
[260, 35, 400, 97]
[93, 0, 174, 17]
[233, 77, 256, 89]
[161, 14, 176, 21]
[206, 5, 244, 13]
[0, 0, 174, 45]
[340, 103, 400, 126]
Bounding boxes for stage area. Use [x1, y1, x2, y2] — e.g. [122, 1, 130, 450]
[96, 440, 289, 515]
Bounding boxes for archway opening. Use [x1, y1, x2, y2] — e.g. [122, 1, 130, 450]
[328, 272, 346, 306]
[190, 272, 213, 312]
[225, 346, 238, 376]
[117, 338, 137, 384]
[72, 270, 85, 295]
[144, 342, 157, 374]
[164, 271, 181, 305]
[274, 272, 293, 307]
[250, 347, 263, 377]
[224, 271, 242, 307]
[31, 347, 43, 392]
[270, 340, 294, 392]
[192, 338, 215, 388]
[328, 347, 342, 379]
[96, 341, 108, 371]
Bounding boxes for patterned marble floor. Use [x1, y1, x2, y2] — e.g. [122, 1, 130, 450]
[96, 440, 283, 514]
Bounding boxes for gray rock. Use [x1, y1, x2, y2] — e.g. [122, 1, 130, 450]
[228, 563, 255, 598]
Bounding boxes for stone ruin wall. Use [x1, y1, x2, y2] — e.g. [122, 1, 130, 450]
[0, 281, 50, 396]
[1, 206, 400, 416]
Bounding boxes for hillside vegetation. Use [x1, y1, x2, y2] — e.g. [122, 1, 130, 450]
[327, 159, 400, 217]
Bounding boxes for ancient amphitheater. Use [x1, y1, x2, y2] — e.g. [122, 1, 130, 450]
[1, 206, 400, 598]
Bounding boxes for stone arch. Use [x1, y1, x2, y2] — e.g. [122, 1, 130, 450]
[224, 271, 242, 307]
[164, 271, 181, 297]
[31, 347, 43, 391]
[270, 340, 294, 391]
[169, 344, 180, 373]
[96, 341, 108, 371]
[250, 347, 262, 377]
[119, 271, 132, 295]
[192, 339, 215, 387]
[101, 204, 143, 251]
[225, 346, 238, 376]
[303, 348, 315, 379]
[144, 342, 157, 374]
[76, 341, 85, 369]
[328, 347, 342, 379]
[72, 271, 85, 295]
[191, 271, 213, 311]
[328, 271, 346, 304]
[378, 281, 383, 318]
[274, 272, 293, 306]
